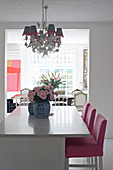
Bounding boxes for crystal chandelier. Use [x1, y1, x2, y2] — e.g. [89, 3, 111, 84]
[22, 0, 64, 56]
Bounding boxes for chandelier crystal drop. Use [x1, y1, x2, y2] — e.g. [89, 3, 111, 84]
[22, 0, 64, 57]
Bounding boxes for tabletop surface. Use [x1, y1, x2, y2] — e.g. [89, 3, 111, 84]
[0, 106, 90, 136]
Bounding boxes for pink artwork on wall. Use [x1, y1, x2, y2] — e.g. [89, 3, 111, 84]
[7, 60, 21, 92]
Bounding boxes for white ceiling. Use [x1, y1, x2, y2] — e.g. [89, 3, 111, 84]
[0, 0, 113, 22]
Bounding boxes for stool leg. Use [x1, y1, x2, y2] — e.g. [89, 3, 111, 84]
[95, 157, 98, 170]
[91, 157, 93, 170]
[87, 157, 90, 163]
[99, 157, 103, 170]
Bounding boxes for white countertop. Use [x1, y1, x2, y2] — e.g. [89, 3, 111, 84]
[0, 106, 90, 136]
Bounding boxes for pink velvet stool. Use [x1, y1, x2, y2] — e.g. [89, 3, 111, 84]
[65, 114, 107, 170]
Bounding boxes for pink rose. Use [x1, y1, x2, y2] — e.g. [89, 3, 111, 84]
[28, 92, 32, 97]
[40, 92, 46, 100]
[46, 86, 50, 90]
[45, 90, 49, 95]
[35, 87, 41, 93]
[28, 94, 31, 97]
[35, 89, 39, 93]
[50, 85, 53, 89]
[28, 90, 35, 97]
[29, 95, 34, 101]
[40, 90, 44, 93]
[49, 90, 53, 95]
[50, 94, 54, 100]
[48, 83, 51, 86]
[42, 85, 46, 89]
[29, 90, 32, 93]
[32, 92, 35, 96]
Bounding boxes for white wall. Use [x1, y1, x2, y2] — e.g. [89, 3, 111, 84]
[0, 22, 113, 138]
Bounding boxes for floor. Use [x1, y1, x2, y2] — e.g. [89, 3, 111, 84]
[69, 139, 113, 170]
[104, 139, 113, 170]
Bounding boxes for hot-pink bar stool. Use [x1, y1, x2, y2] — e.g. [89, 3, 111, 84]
[81, 100, 90, 122]
[65, 114, 107, 170]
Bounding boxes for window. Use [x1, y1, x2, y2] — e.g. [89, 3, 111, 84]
[27, 44, 88, 94]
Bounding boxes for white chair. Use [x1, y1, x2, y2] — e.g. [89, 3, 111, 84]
[72, 89, 87, 112]
[20, 88, 30, 105]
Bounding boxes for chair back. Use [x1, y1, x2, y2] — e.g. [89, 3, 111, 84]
[93, 114, 107, 146]
[20, 88, 30, 95]
[20, 88, 30, 105]
[85, 105, 96, 134]
[74, 90, 87, 112]
[57, 90, 65, 95]
[82, 100, 90, 121]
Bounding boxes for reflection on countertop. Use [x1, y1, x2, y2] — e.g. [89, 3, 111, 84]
[28, 115, 50, 134]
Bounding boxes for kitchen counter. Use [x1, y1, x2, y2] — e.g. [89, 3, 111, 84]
[0, 106, 90, 170]
[0, 106, 89, 136]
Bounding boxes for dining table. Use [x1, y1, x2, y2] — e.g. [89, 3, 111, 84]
[0, 105, 90, 170]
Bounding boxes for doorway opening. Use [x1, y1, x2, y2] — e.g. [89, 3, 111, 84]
[5, 29, 90, 114]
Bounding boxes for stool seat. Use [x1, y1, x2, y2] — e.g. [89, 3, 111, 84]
[65, 135, 102, 158]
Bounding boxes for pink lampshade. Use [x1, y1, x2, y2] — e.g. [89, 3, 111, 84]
[47, 24, 56, 33]
[29, 25, 37, 35]
[56, 28, 64, 37]
[22, 26, 30, 36]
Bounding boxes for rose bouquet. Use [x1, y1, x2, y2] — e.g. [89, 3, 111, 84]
[38, 72, 65, 90]
[28, 84, 58, 103]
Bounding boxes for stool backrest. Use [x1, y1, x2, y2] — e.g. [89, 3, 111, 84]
[85, 105, 96, 134]
[82, 100, 90, 121]
[93, 114, 107, 146]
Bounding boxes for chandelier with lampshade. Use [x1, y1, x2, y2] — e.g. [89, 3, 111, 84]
[22, 0, 64, 57]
